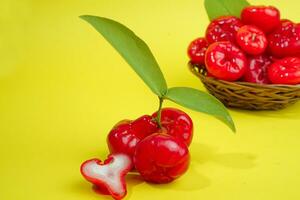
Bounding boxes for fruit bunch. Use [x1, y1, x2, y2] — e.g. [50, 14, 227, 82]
[188, 5, 300, 85]
[81, 108, 193, 199]
[79, 15, 235, 200]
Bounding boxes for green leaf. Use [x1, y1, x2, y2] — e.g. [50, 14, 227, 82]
[204, 0, 250, 21]
[165, 87, 236, 132]
[80, 15, 168, 97]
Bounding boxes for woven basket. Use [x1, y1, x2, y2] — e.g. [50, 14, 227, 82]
[189, 62, 300, 110]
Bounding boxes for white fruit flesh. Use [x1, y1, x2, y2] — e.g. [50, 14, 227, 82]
[82, 154, 132, 196]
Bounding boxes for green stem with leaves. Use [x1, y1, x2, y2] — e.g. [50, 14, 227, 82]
[80, 15, 236, 133]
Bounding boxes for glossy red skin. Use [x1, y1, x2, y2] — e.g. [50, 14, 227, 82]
[107, 115, 159, 158]
[243, 55, 271, 84]
[268, 21, 300, 58]
[269, 55, 280, 62]
[205, 16, 243, 44]
[241, 5, 280, 33]
[80, 154, 133, 200]
[236, 25, 267, 55]
[152, 107, 193, 146]
[187, 37, 208, 65]
[268, 57, 300, 85]
[134, 133, 190, 183]
[205, 41, 247, 81]
[206, 71, 214, 77]
[108, 108, 193, 159]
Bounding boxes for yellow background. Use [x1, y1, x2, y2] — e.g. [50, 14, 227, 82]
[1, 0, 300, 199]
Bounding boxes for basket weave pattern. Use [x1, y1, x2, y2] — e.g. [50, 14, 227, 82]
[189, 63, 300, 110]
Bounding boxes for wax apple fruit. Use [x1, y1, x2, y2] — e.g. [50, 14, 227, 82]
[205, 16, 243, 44]
[241, 5, 280, 33]
[81, 154, 133, 200]
[133, 133, 190, 183]
[107, 115, 158, 158]
[243, 55, 271, 84]
[205, 41, 247, 81]
[81, 11, 238, 200]
[187, 37, 208, 65]
[267, 57, 300, 84]
[268, 20, 300, 58]
[236, 25, 267, 55]
[108, 108, 193, 159]
[152, 107, 193, 146]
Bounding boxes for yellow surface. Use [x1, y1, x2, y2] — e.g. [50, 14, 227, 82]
[1, 0, 300, 199]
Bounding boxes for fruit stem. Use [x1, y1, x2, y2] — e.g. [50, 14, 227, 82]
[155, 97, 164, 128]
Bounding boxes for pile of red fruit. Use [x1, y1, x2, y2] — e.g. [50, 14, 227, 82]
[81, 108, 193, 199]
[188, 5, 300, 85]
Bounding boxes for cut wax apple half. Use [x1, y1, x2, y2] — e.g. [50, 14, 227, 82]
[80, 154, 133, 200]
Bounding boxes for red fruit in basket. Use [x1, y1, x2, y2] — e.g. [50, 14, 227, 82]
[269, 55, 280, 62]
[107, 115, 159, 158]
[187, 37, 208, 65]
[241, 5, 280, 33]
[205, 16, 243, 44]
[236, 25, 267, 55]
[81, 154, 133, 200]
[268, 57, 300, 85]
[244, 55, 271, 84]
[134, 133, 190, 183]
[268, 21, 300, 58]
[206, 71, 214, 77]
[205, 41, 247, 81]
[152, 108, 193, 146]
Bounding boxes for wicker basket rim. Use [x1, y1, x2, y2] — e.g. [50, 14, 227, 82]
[189, 62, 300, 90]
